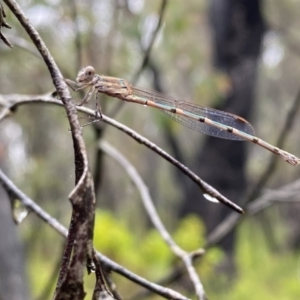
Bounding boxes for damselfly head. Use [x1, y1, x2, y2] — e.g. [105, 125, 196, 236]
[77, 66, 95, 84]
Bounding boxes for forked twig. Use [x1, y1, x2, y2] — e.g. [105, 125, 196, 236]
[0, 168, 189, 300]
[99, 141, 206, 300]
[0, 0, 12, 48]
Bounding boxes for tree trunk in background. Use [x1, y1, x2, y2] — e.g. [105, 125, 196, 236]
[0, 144, 29, 300]
[179, 0, 265, 251]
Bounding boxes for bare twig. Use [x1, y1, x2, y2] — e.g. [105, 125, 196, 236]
[99, 141, 206, 300]
[109, 0, 168, 118]
[0, 168, 189, 300]
[206, 179, 300, 248]
[0, 34, 71, 78]
[0, 33, 40, 55]
[0, 1, 12, 48]
[246, 179, 300, 215]
[92, 249, 115, 300]
[99, 141, 187, 255]
[103, 272, 123, 300]
[97, 252, 189, 300]
[132, 0, 168, 83]
[131, 178, 300, 298]
[0, 93, 243, 213]
[245, 84, 300, 204]
[102, 1, 120, 75]
[0, 168, 67, 234]
[68, 0, 83, 72]
[86, 109, 243, 213]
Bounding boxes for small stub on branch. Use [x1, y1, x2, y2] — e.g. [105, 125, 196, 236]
[0, 1, 13, 48]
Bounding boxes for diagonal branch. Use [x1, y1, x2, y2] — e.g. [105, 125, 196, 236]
[0, 93, 244, 213]
[0, 1, 12, 48]
[132, 0, 168, 83]
[245, 84, 300, 204]
[99, 141, 206, 300]
[0, 167, 189, 300]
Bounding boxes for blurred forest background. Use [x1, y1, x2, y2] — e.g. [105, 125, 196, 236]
[1, 0, 300, 299]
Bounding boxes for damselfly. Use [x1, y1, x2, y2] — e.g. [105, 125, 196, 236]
[66, 66, 300, 166]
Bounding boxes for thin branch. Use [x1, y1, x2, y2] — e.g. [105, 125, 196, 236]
[99, 141, 206, 300]
[82, 109, 243, 213]
[0, 34, 72, 78]
[0, 1, 13, 48]
[245, 83, 300, 204]
[0, 93, 244, 214]
[132, 178, 300, 298]
[92, 249, 115, 300]
[102, 1, 120, 75]
[206, 179, 300, 248]
[96, 254, 190, 300]
[205, 213, 241, 248]
[1, 33, 40, 56]
[0, 168, 68, 235]
[99, 141, 186, 256]
[103, 271, 123, 300]
[0, 168, 189, 300]
[68, 0, 83, 72]
[109, 0, 168, 118]
[132, 0, 168, 83]
[247, 179, 300, 215]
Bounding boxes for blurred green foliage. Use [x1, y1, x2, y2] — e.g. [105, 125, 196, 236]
[93, 211, 211, 279]
[206, 220, 300, 299]
[26, 211, 223, 298]
[25, 210, 300, 299]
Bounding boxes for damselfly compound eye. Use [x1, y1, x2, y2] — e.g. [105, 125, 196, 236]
[85, 66, 95, 77]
